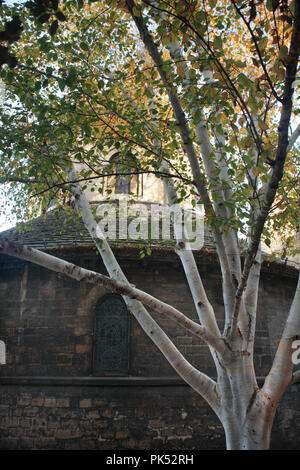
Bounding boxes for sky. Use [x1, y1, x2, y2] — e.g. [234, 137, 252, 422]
[0, 0, 28, 231]
[0, 201, 16, 232]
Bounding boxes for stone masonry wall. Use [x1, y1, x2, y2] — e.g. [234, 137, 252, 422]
[0, 380, 299, 450]
[0, 382, 225, 450]
[0, 246, 298, 449]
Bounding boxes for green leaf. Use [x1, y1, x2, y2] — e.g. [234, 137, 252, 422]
[80, 42, 89, 52]
[266, 0, 273, 11]
[279, 45, 289, 61]
[265, 238, 271, 247]
[76, 0, 83, 10]
[214, 36, 222, 49]
[146, 247, 152, 256]
[266, 0, 279, 11]
[132, 6, 142, 17]
[195, 11, 206, 24]
[193, 108, 202, 125]
[258, 37, 268, 51]
[235, 60, 246, 68]
[238, 73, 254, 90]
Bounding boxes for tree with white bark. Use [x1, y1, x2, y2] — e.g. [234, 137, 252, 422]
[0, 0, 299, 449]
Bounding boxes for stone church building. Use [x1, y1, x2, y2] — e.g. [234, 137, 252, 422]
[0, 159, 299, 450]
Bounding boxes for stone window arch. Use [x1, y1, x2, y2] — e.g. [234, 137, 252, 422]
[93, 294, 130, 375]
[107, 152, 142, 196]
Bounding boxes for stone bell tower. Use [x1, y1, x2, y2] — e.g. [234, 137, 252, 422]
[78, 149, 167, 205]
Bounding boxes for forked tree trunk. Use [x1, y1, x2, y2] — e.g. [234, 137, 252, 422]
[219, 364, 278, 450]
[222, 405, 275, 450]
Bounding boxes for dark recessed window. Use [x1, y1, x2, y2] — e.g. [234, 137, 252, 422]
[93, 294, 130, 375]
[107, 153, 142, 197]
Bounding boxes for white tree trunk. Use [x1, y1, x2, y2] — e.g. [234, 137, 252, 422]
[219, 361, 276, 450]
[222, 393, 276, 450]
[223, 413, 273, 450]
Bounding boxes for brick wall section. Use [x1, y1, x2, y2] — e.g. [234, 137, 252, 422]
[1, 247, 296, 378]
[0, 246, 298, 449]
[0, 381, 299, 450]
[0, 383, 225, 450]
[0, 248, 227, 377]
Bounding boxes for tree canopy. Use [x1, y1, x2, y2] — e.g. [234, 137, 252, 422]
[0, 0, 299, 256]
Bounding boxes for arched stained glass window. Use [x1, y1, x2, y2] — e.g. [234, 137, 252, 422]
[93, 294, 130, 375]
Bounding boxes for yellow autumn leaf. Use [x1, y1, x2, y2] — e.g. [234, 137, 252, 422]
[29, 48, 40, 58]
[258, 120, 268, 131]
[241, 137, 252, 149]
[116, 0, 128, 12]
[176, 63, 185, 79]
[277, 68, 285, 81]
[221, 112, 227, 124]
[162, 34, 172, 46]
[252, 166, 261, 177]
[244, 186, 252, 196]
[189, 85, 197, 97]
[132, 6, 141, 17]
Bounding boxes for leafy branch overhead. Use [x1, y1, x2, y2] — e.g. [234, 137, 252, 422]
[0, 0, 66, 69]
[0, 15, 23, 67]
[0, 0, 298, 249]
[25, 0, 67, 35]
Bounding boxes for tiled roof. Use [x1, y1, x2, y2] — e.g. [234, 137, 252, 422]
[0, 209, 91, 250]
[0, 202, 216, 252]
[0, 203, 298, 278]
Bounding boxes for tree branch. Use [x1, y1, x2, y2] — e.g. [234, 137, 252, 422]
[155, 6, 241, 324]
[263, 270, 300, 402]
[29, 169, 194, 199]
[287, 123, 300, 154]
[63, 163, 221, 411]
[227, 1, 300, 340]
[126, 0, 236, 314]
[141, 0, 264, 153]
[120, 80, 221, 339]
[0, 240, 226, 355]
[230, 0, 283, 103]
